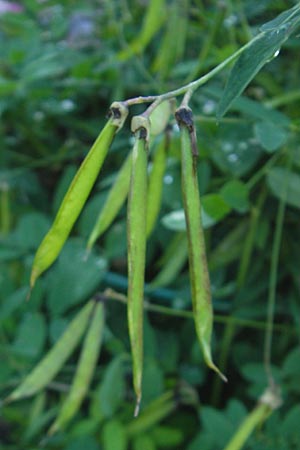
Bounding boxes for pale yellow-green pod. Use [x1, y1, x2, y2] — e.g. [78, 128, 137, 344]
[127, 116, 150, 416]
[86, 152, 132, 251]
[175, 106, 226, 382]
[5, 301, 94, 403]
[146, 135, 167, 237]
[48, 300, 104, 434]
[30, 102, 128, 289]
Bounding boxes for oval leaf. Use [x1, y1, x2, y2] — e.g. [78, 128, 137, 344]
[267, 167, 300, 209]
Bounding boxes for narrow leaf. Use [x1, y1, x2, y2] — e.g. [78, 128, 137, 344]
[218, 24, 295, 118]
[260, 4, 300, 31]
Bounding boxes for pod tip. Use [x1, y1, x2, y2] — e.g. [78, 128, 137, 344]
[134, 395, 141, 417]
[83, 247, 91, 262]
[210, 363, 228, 383]
[29, 268, 38, 292]
[47, 423, 58, 437]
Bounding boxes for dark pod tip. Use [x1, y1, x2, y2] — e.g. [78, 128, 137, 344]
[93, 293, 108, 303]
[138, 126, 148, 140]
[175, 106, 198, 157]
[175, 106, 194, 132]
[107, 106, 121, 120]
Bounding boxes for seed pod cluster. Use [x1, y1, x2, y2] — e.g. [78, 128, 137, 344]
[11, 95, 225, 424]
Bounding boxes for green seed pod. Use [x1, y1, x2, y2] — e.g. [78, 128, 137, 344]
[149, 100, 172, 136]
[86, 152, 132, 251]
[146, 133, 168, 237]
[127, 115, 150, 416]
[30, 102, 128, 289]
[48, 299, 105, 434]
[5, 301, 94, 403]
[175, 106, 226, 382]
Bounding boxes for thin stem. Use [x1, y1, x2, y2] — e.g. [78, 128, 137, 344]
[194, 115, 250, 124]
[104, 288, 295, 333]
[263, 158, 289, 387]
[184, 3, 226, 83]
[264, 89, 300, 108]
[125, 32, 264, 106]
[142, 97, 163, 117]
[236, 188, 267, 289]
[181, 89, 193, 107]
[246, 152, 281, 191]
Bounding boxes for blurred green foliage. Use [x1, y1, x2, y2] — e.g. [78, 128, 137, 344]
[1, 0, 300, 449]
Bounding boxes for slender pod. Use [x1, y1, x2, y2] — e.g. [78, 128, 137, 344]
[5, 301, 94, 403]
[48, 299, 105, 434]
[127, 116, 150, 415]
[175, 106, 226, 381]
[146, 132, 168, 237]
[30, 102, 128, 289]
[87, 152, 132, 251]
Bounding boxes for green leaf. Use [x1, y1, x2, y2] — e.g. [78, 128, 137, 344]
[161, 209, 186, 231]
[65, 436, 100, 450]
[46, 239, 107, 315]
[282, 347, 300, 378]
[218, 25, 296, 118]
[281, 405, 300, 439]
[13, 312, 46, 359]
[11, 213, 51, 251]
[220, 180, 250, 213]
[267, 167, 300, 209]
[210, 123, 262, 177]
[0, 287, 27, 324]
[260, 4, 300, 32]
[254, 121, 288, 152]
[93, 355, 126, 419]
[142, 359, 164, 406]
[201, 406, 235, 445]
[201, 194, 231, 226]
[204, 85, 290, 125]
[0, 77, 18, 96]
[161, 194, 231, 231]
[132, 434, 156, 450]
[151, 426, 184, 448]
[102, 420, 128, 450]
[49, 318, 68, 345]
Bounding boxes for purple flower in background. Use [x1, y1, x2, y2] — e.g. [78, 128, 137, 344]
[0, 1, 23, 15]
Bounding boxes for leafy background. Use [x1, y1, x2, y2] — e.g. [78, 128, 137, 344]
[1, 0, 300, 449]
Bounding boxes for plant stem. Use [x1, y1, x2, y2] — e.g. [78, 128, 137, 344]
[104, 289, 296, 333]
[125, 32, 264, 106]
[246, 152, 281, 191]
[184, 3, 226, 83]
[236, 188, 267, 289]
[265, 88, 300, 108]
[263, 159, 289, 387]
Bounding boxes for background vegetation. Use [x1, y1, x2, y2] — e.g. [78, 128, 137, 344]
[1, 1, 300, 449]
